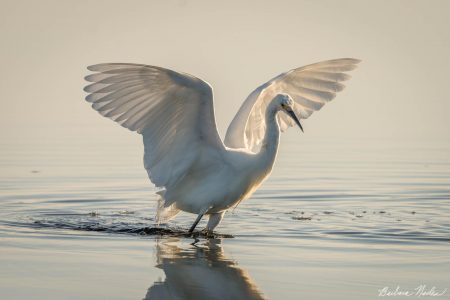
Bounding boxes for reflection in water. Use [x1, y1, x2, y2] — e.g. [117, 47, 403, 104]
[144, 239, 266, 300]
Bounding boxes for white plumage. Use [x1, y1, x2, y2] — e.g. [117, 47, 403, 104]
[225, 58, 359, 151]
[84, 58, 360, 232]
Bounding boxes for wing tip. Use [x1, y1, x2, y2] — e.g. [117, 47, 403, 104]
[84, 74, 98, 82]
[343, 57, 362, 63]
[329, 58, 362, 65]
[87, 63, 112, 72]
[83, 84, 92, 93]
[87, 62, 150, 73]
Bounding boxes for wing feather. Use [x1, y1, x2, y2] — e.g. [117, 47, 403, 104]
[224, 58, 360, 151]
[84, 63, 225, 188]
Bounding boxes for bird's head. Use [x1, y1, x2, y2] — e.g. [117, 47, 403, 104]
[275, 94, 303, 132]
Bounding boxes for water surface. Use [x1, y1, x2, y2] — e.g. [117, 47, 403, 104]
[1, 134, 449, 299]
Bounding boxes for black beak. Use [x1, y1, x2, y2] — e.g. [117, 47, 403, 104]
[287, 109, 303, 132]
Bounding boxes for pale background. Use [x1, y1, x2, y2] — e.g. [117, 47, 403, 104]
[1, 0, 449, 143]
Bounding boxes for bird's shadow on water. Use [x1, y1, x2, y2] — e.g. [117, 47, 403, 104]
[144, 238, 266, 300]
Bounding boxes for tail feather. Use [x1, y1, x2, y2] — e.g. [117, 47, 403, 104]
[155, 191, 180, 225]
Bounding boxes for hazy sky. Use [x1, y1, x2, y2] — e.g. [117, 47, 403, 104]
[1, 0, 449, 143]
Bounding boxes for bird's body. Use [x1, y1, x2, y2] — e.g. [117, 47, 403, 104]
[157, 101, 283, 216]
[162, 148, 261, 214]
[84, 58, 360, 232]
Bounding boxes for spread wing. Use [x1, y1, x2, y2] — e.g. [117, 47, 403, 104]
[84, 63, 225, 188]
[224, 58, 361, 151]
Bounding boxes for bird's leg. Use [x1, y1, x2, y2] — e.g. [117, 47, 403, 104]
[188, 213, 204, 234]
[205, 211, 225, 235]
[197, 211, 225, 238]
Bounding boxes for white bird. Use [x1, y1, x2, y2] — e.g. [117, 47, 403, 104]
[84, 58, 360, 233]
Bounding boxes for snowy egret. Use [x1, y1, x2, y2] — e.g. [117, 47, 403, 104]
[84, 58, 360, 233]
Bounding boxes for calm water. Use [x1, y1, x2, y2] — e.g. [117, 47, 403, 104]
[1, 133, 449, 299]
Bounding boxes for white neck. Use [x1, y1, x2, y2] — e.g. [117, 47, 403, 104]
[258, 106, 281, 171]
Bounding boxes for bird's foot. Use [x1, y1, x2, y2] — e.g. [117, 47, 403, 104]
[188, 230, 212, 245]
[187, 228, 214, 240]
[200, 228, 215, 238]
